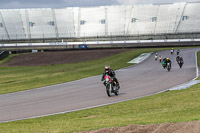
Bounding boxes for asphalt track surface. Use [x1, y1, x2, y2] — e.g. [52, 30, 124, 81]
[0, 48, 199, 123]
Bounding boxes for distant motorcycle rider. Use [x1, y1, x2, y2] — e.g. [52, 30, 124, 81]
[162, 57, 171, 68]
[162, 57, 167, 68]
[176, 55, 184, 67]
[155, 53, 158, 60]
[176, 55, 183, 63]
[158, 54, 162, 62]
[165, 58, 172, 67]
[176, 49, 180, 55]
[171, 48, 174, 54]
[101, 65, 120, 88]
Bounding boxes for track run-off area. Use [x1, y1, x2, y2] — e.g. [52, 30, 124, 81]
[0, 48, 199, 123]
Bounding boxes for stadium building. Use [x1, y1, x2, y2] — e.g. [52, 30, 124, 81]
[0, 2, 200, 43]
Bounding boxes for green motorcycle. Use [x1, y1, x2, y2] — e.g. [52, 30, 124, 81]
[162, 61, 166, 69]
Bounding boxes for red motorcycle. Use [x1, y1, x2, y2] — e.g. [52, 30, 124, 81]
[159, 57, 162, 63]
[104, 74, 119, 97]
[178, 60, 184, 68]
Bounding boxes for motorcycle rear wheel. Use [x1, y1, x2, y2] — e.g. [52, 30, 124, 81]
[114, 90, 119, 95]
[114, 86, 119, 95]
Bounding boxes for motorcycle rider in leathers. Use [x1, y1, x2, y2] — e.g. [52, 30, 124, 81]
[164, 58, 172, 68]
[176, 55, 183, 63]
[176, 55, 184, 65]
[101, 65, 120, 88]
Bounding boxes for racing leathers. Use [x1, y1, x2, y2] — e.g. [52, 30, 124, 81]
[176, 56, 184, 64]
[162, 58, 171, 68]
[101, 69, 119, 87]
[164, 59, 172, 68]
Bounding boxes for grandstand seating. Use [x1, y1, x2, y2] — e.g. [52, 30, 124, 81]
[177, 2, 200, 33]
[0, 11, 9, 40]
[54, 8, 75, 38]
[107, 6, 127, 36]
[155, 3, 185, 34]
[127, 4, 159, 35]
[0, 2, 199, 40]
[78, 7, 106, 37]
[27, 8, 56, 38]
[0, 10, 26, 40]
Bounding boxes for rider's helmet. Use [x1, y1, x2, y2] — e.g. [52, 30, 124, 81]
[105, 65, 110, 73]
[166, 58, 169, 61]
[155, 53, 158, 56]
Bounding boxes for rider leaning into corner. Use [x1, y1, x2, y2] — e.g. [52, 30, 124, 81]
[165, 58, 172, 66]
[162, 57, 172, 68]
[155, 53, 158, 60]
[171, 48, 174, 54]
[176, 49, 180, 55]
[176, 55, 184, 62]
[176, 55, 184, 65]
[101, 65, 120, 88]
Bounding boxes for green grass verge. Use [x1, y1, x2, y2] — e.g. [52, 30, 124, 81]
[197, 51, 200, 80]
[0, 48, 168, 94]
[0, 47, 200, 133]
[0, 54, 17, 65]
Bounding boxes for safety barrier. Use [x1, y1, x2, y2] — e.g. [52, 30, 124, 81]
[0, 51, 9, 60]
[0, 38, 199, 47]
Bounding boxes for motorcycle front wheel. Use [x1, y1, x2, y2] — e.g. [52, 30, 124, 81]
[179, 63, 183, 68]
[106, 84, 112, 97]
[167, 64, 171, 71]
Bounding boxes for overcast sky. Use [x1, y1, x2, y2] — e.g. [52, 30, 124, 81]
[0, 0, 199, 9]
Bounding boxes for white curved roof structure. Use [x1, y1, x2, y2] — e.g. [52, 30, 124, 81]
[0, 2, 200, 40]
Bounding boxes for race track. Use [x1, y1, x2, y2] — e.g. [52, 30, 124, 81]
[0, 48, 199, 123]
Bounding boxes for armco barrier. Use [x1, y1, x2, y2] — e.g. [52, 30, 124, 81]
[0, 38, 199, 47]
